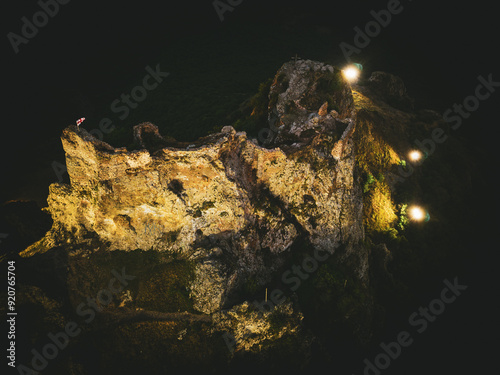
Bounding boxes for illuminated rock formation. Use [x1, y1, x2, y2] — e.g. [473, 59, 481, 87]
[19, 60, 427, 371]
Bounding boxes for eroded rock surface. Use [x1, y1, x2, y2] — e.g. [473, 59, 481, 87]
[15, 60, 432, 373]
[26, 60, 369, 316]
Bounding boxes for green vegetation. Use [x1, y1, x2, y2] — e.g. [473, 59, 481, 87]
[354, 110, 401, 235]
[355, 108, 484, 319]
[362, 173, 375, 193]
[396, 203, 409, 231]
[363, 179, 397, 233]
[354, 111, 400, 177]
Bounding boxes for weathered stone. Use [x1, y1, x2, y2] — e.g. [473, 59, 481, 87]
[318, 101, 328, 116]
[22, 59, 419, 352]
[221, 125, 236, 134]
[24, 101, 365, 313]
[10, 57, 456, 372]
[211, 301, 310, 355]
[133, 121, 168, 151]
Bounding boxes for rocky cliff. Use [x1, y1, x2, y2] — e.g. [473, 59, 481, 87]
[13, 59, 433, 373]
[24, 60, 368, 307]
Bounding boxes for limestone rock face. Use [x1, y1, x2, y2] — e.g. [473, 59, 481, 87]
[267, 60, 354, 146]
[212, 301, 312, 363]
[12, 59, 460, 372]
[318, 101, 329, 116]
[25, 59, 366, 317]
[133, 121, 169, 152]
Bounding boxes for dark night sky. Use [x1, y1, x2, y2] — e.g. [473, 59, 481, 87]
[1, 1, 499, 374]
[2, 0, 499, 159]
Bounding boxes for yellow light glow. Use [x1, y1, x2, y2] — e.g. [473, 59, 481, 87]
[409, 150, 423, 162]
[343, 66, 360, 82]
[408, 206, 426, 222]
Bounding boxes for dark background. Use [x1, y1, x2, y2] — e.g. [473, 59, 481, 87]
[1, 0, 498, 374]
[2, 0, 499, 203]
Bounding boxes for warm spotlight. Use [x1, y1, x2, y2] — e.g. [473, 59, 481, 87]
[408, 205, 429, 222]
[343, 65, 360, 82]
[408, 150, 423, 162]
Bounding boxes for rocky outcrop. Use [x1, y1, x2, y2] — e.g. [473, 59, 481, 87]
[133, 121, 169, 152]
[24, 60, 369, 316]
[17, 59, 430, 372]
[212, 301, 309, 353]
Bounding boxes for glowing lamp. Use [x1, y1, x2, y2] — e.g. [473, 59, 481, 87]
[343, 65, 360, 82]
[408, 205, 429, 222]
[408, 150, 423, 163]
